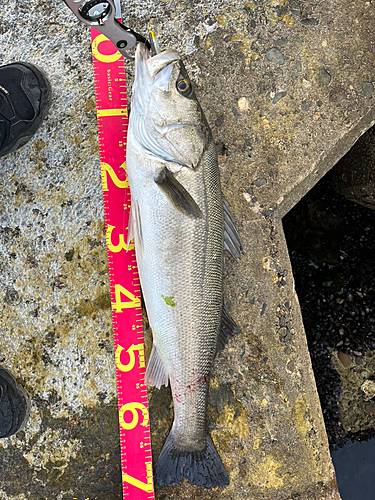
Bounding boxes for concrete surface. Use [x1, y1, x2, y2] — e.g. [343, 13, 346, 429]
[0, 0, 375, 498]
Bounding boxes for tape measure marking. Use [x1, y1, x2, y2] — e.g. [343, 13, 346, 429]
[90, 27, 155, 500]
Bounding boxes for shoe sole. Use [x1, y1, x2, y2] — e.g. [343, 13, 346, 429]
[0, 62, 52, 158]
[0, 366, 31, 437]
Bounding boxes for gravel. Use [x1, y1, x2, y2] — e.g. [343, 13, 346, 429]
[283, 168, 375, 450]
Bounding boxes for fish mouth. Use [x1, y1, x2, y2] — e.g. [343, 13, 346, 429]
[137, 43, 180, 80]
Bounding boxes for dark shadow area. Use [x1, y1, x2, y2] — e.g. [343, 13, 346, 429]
[331, 438, 375, 500]
[283, 130, 375, 498]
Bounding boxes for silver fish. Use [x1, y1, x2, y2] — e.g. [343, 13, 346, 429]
[126, 43, 242, 488]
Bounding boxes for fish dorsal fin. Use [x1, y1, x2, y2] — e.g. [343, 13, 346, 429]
[217, 305, 241, 353]
[127, 199, 144, 257]
[223, 198, 243, 259]
[145, 344, 169, 389]
[154, 167, 203, 219]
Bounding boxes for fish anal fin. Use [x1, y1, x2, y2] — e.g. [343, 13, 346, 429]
[145, 344, 169, 389]
[126, 200, 135, 249]
[217, 305, 241, 353]
[223, 197, 243, 260]
[154, 167, 202, 219]
[154, 432, 229, 488]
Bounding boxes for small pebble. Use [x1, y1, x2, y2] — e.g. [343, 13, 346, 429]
[287, 360, 296, 372]
[313, 112, 321, 121]
[265, 48, 285, 65]
[362, 82, 374, 99]
[215, 115, 224, 127]
[289, 0, 302, 17]
[254, 178, 267, 187]
[238, 97, 250, 111]
[301, 100, 312, 111]
[279, 327, 287, 337]
[267, 156, 276, 165]
[273, 90, 287, 104]
[318, 68, 331, 86]
[232, 106, 240, 117]
[302, 79, 312, 88]
[338, 351, 351, 367]
[275, 37, 288, 48]
[300, 18, 319, 26]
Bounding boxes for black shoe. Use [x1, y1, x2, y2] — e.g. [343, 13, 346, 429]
[0, 366, 31, 438]
[0, 62, 51, 158]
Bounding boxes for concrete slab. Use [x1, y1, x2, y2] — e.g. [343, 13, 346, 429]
[0, 0, 374, 498]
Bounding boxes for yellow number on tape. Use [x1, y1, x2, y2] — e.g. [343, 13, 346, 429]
[122, 462, 153, 492]
[92, 33, 122, 63]
[112, 284, 140, 312]
[115, 344, 145, 372]
[101, 162, 129, 191]
[119, 402, 149, 430]
[106, 225, 134, 252]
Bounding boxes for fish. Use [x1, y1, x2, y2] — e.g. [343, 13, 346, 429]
[126, 42, 243, 488]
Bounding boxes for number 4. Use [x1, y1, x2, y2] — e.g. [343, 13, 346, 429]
[112, 284, 140, 312]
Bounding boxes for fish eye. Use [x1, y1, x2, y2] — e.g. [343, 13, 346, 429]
[176, 78, 192, 96]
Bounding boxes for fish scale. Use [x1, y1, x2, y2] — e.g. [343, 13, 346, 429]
[132, 141, 222, 447]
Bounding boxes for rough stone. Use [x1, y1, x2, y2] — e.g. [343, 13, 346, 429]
[318, 68, 332, 87]
[272, 90, 287, 104]
[265, 47, 285, 65]
[1, 0, 375, 499]
[300, 18, 320, 26]
[362, 82, 374, 99]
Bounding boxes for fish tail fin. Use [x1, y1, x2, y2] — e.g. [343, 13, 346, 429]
[154, 432, 229, 488]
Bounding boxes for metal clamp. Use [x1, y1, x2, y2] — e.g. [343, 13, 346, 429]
[62, 0, 150, 60]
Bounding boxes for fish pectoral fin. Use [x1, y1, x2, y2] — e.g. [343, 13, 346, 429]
[154, 167, 203, 219]
[223, 197, 243, 260]
[145, 344, 169, 389]
[216, 305, 241, 353]
[128, 199, 144, 256]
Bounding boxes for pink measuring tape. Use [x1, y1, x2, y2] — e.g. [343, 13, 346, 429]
[90, 23, 155, 500]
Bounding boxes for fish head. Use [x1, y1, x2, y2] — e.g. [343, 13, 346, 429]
[131, 43, 210, 170]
